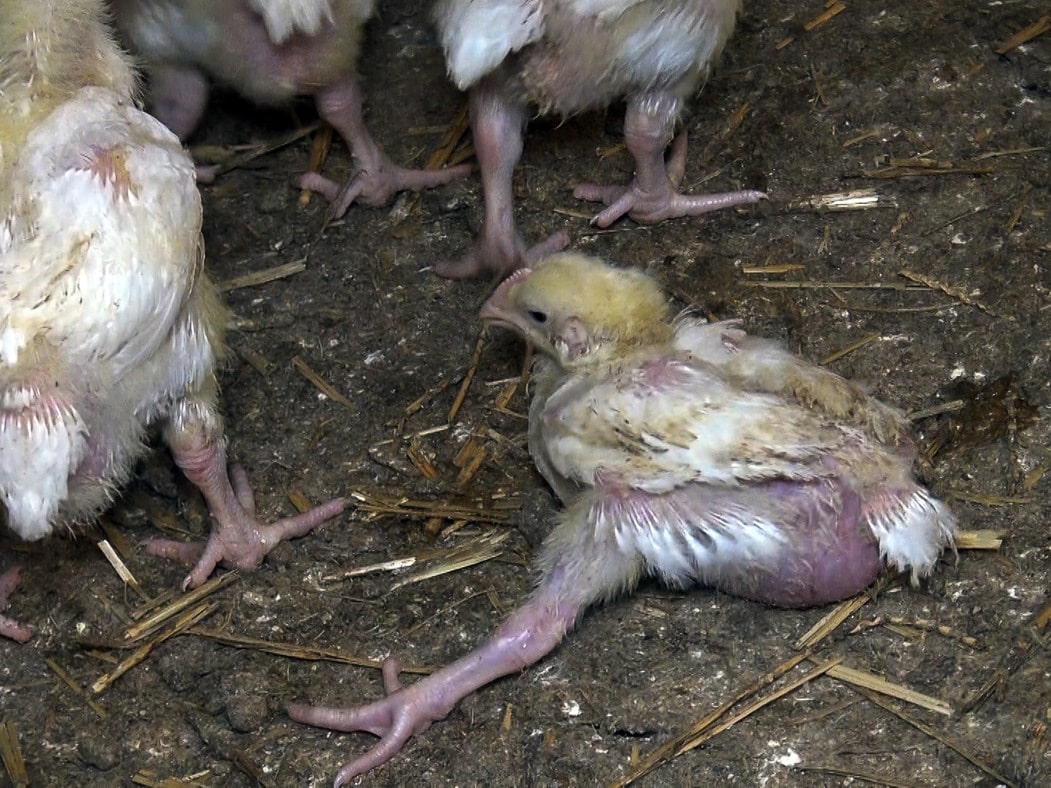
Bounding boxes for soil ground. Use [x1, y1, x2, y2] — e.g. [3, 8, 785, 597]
[2, 1, 1050, 786]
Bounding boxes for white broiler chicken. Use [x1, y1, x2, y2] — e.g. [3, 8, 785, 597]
[110, 0, 469, 216]
[290, 252, 955, 784]
[433, 0, 766, 278]
[0, 0, 344, 641]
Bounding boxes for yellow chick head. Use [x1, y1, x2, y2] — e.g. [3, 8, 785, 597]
[480, 252, 673, 367]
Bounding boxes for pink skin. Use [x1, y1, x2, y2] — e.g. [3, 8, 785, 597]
[289, 563, 585, 786]
[148, 431, 345, 591]
[298, 80, 473, 220]
[0, 567, 33, 643]
[144, 42, 469, 215]
[146, 64, 222, 183]
[288, 474, 889, 783]
[435, 81, 570, 280]
[573, 90, 766, 228]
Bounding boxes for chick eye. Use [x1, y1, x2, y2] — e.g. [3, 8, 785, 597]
[527, 309, 548, 324]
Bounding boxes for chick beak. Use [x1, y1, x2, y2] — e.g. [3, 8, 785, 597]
[479, 267, 534, 329]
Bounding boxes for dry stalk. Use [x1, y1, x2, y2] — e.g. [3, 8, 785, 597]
[348, 490, 515, 524]
[821, 333, 880, 365]
[817, 661, 953, 716]
[613, 656, 842, 786]
[126, 571, 238, 642]
[299, 122, 334, 206]
[449, 329, 487, 423]
[94, 602, 219, 694]
[190, 121, 321, 176]
[292, 355, 354, 408]
[791, 765, 918, 788]
[390, 530, 512, 591]
[188, 628, 432, 674]
[860, 690, 1015, 786]
[0, 720, 29, 787]
[898, 269, 1003, 318]
[218, 261, 307, 293]
[97, 539, 146, 600]
[795, 576, 888, 650]
[804, 2, 845, 32]
[391, 102, 471, 230]
[995, 15, 1050, 54]
[44, 657, 108, 718]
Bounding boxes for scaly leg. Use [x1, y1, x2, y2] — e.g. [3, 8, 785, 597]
[145, 64, 220, 182]
[435, 80, 568, 280]
[148, 397, 345, 589]
[298, 76, 472, 219]
[289, 498, 640, 784]
[574, 90, 765, 228]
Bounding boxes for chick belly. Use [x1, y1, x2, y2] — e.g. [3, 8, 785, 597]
[515, 3, 724, 115]
[605, 478, 883, 608]
[201, 8, 360, 105]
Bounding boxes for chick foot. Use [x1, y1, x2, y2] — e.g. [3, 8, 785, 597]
[575, 130, 765, 228]
[156, 399, 346, 589]
[299, 157, 471, 220]
[435, 229, 570, 281]
[289, 658, 448, 786]
[299, 79, 471, 219]
[434, 81, 570, 279]
[289, 572, 582, 784]
[0, 566, 33, 643]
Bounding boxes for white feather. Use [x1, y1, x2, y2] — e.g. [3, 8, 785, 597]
[247, 0, 335, 43]
[436, 0, 545, 89]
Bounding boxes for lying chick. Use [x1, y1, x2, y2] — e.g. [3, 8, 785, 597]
[111, 0, 469, 216]
[433, 0, 766, 278]
[0, 0, 344, 640]
[289, 252, 955, 783]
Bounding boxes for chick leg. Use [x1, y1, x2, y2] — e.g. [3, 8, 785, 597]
[289, 498, 638, 784]
[148, 64, 210, 140]
[435, 81, 569, 280]
[0, 567, 32, 643]
[574, 90, 765, 229]
[297, 76, 472, 219]
[145, 64, 221, 183]
[149, 398, 345, 589]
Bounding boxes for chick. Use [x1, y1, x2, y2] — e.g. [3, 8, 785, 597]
[0, 0, 345, 640]
[289, 252, 955, 783]
[433, 0, 766, 278]
[110, 0, 470, 216]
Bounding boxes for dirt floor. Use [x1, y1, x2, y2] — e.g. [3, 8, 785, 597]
[3, 0, 1050, 785]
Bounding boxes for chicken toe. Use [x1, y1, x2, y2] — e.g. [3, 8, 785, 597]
[574, 94, 765, 229]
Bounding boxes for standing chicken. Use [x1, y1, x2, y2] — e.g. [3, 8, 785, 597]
[0, 0, 344, 640]
[290, 253, 956, 784]
[110, 0, 469, 216]
[433, 0, 766, 278]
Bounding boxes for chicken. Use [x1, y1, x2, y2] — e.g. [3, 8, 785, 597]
[110, 0, 470, 216]
[0, 0, 345, 640]
[288, 252, 956, 783]
[432, 0, 766, 279]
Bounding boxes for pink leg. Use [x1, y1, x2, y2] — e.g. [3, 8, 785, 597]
[298, 76, 472, 219]
[149, 399, 345, 589]
[146, 64, 222, 184]
[289, 573, 583, 784]
[435, 82, 569, 280]
[0, 566, 32, 643]
[288, 512, 641, 784]
[148, 64, 211, 141]
[574, 90, 766, 228]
